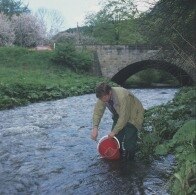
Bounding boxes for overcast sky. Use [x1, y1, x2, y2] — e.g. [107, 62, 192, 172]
[21, 0, 101, 30]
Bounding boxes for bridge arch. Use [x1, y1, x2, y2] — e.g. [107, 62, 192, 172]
[111, 60, 193, 86]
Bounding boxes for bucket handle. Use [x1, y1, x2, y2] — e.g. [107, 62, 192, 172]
[97, 135, 120, 150]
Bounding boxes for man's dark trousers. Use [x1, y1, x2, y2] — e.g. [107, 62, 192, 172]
[112, 114, 138, 160]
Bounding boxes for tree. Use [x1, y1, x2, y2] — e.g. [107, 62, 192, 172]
[0, 13, 15, 45]
[139, 0, 196, 53]
[12, 13, 46, 47]
[35, 8, 64, 39]
[84, 0, 146, 44]
[0, 0, 30, 17]
[53, 30, 99, 45]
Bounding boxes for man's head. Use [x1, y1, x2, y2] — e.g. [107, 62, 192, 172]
[95, 83, 112, 102]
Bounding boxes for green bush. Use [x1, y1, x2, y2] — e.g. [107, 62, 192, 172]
[155, 120, 196, 195]
[51, 42, 76, 68]
[139, 87, 196, 194]
[51, 42, 92, 72]
[73, 50, 92, 72]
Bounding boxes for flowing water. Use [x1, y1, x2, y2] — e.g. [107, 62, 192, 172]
[0, 88, 178, 195]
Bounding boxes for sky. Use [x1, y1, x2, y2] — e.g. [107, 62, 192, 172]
[21, 0, 101, 30]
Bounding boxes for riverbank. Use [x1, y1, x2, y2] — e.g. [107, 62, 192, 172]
[139, 86, 196, 194]
[0, 47, 109, 110]
[0, 72, 106, 110]
[0, 46, 182, 110]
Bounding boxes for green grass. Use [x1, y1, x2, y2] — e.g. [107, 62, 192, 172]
[0, 46, 107, 110]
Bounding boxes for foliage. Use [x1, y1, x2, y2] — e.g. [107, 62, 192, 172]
[0, 46, 108, 110]
[125, 69, 179, 87]
[138, 0, 196, 53]
[0, 0, 30, 17]
[140, 87, 195, 155]
[139, 87, 196, 194]
[84, 0, 147, 44]
[72, 50, 93, 72]
[0, 80, 100, 110]
[51, 42, 76, 68]
[52, 32, 79, 46]
[51, 42, 93, 72]
[12, 13, 46, 47]
[53, 30, 99, 45]
[0, 12, 46, 47]
[82, 0, 195, 55]
[0, 1, 65, 46]
[155, 120, 196, 195]
[0, 13, 15, 46]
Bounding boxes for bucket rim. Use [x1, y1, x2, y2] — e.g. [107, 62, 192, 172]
[97, 135, 120, 150]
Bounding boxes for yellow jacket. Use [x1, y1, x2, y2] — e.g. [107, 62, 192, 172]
[93, 87, 144, 134]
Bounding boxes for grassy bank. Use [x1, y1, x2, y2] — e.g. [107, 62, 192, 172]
[139, 87, 196, 194]
[0, 46, 107, 110]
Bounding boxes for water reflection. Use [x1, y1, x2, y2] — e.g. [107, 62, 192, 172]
[0, 88, 178, 194]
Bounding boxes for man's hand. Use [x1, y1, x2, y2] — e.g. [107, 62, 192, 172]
[91, 127, 98, 141]
[108, 131, 116, 139]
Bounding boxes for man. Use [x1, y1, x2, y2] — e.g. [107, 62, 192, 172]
[91, 83, 144, 160]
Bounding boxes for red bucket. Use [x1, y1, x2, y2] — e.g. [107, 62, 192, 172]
[97, 136, 120, 160]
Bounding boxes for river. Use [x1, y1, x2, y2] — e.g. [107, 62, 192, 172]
[0, 88, 178, 195]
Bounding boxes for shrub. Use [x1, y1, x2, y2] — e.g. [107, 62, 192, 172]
[51, 42, 92, 72]
[73, 50, 92, 72]
[138, 87, 196, 194]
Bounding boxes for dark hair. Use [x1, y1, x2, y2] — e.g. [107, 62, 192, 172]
[95, 82, 111, 98]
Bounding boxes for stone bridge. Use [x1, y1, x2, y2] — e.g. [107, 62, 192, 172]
[79, 45, 196, 85]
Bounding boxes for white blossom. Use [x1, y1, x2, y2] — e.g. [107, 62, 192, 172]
[11, 13, 47, 47]
[0, 13, 15, 46]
